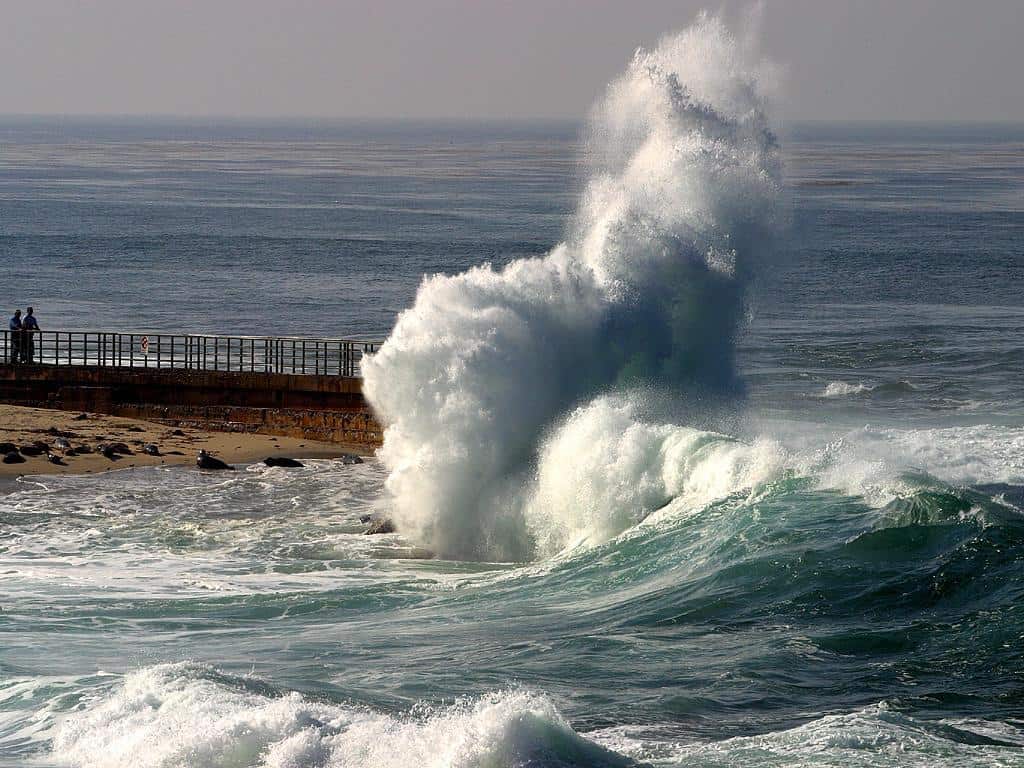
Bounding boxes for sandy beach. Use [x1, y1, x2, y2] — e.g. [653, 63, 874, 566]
[0, 404, 370, 478]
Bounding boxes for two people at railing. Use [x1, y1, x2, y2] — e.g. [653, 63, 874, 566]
[8, 307, 40, 364]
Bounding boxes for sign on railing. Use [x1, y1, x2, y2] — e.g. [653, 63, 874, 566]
[0, 330, 382, 378]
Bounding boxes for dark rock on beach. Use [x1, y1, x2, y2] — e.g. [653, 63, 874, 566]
[143, 444, 161, 456]
[0, 442, 17, 454]
[18, 444, 45, 457]
[2, 451, 25, 464]
[340, 453, 364, 465]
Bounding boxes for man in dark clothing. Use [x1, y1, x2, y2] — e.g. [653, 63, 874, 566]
[8, 310, 22, 364]
[21, 307, 39, 363]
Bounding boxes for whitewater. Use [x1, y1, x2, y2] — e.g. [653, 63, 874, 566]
[3, 13, 1024, 768]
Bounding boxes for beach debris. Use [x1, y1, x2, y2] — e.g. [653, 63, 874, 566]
[340, 453, 364, 465]
[263, 456, 304, 468]
[143, 444, 161, 456]
[196, 450, 233, 471]
[2, 451, 25, 464]
[364, 517, 396, 535]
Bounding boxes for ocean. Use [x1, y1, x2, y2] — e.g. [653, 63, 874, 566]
[2, 21, 1024, 768]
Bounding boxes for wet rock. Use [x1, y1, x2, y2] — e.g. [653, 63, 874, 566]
[170, 429, 186, 437]
[196, 450, 233, 471]
[143, 444, 161, 456]
[0, 442, 17, 454]
[54, 437, 72, 451]
[74, 445, 93, 454]
[364, 518, 396, 535]
[72, 413, 88, 421]
[263, 456, 304, 468]
[340, 453, 364, 465]
[47, 453, 65, 465]
[2, 451, 25, 464]
[127, 426, 144, 433]
[18, 444, 45, 457]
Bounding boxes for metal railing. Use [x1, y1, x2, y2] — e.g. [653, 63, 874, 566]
[0, 330, 382, 377]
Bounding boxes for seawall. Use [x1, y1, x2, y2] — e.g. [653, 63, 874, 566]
[0, 364, 383, 448]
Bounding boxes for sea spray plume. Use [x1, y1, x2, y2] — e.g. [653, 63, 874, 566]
[363, 14, 781, 561]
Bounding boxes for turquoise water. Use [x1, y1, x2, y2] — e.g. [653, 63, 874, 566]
[3, 33, 1024, 768]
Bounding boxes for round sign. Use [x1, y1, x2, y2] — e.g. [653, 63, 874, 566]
[140, 336, 150, 355]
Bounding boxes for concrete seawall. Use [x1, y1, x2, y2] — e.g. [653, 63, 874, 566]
[0, 364, 382, 448]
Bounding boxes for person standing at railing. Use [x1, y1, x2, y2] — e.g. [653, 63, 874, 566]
[21, 307, 39, 363]
[8, 309, 22, 364]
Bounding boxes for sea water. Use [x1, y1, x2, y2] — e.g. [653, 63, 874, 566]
[2, 17, 1024, 768]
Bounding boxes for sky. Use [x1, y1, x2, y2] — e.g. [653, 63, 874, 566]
[2, 0, 1022, 122]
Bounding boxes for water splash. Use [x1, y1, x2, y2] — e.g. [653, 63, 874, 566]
[363, 14, 781, 560]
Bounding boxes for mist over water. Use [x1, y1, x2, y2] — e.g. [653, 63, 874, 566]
[364, 16, 780, 561]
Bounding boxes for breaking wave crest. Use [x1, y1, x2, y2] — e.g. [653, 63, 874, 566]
[363, 15, 780, 561]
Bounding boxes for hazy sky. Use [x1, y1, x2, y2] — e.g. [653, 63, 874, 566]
[3, 0, 1022, 121]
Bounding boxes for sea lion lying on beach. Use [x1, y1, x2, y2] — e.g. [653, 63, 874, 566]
[197, 450, 233, 471]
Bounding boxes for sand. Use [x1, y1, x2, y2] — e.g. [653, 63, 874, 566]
[0, 404, 371, 478]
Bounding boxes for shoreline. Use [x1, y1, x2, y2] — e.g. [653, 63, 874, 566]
[0, 404, 372, 479]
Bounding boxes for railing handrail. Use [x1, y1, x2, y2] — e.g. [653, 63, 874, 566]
[2, 328, 385, 345]
[0, 329, 384, 377]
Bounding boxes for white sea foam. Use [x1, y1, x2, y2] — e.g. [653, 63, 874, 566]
[51, 663, 630, 768]
[363, 14, 780, 561]
[821, 381, 871, 398]
[592, 703, 1024, 766]
[525, 395, 785, 556]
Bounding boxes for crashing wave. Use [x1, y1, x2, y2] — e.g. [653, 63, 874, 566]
[363, 14, 781, 561]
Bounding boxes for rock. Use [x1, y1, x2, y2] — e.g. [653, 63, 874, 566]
[74, 445, 93, 454]
[100, 445, 119, 460]
[18, 444, 44, 457]
[263, 457, 304, 468]
[72, 413, 88, 420]
[364, 518, 396, 535]
[101, 442, 132, 455]
[143, 444, 160, 456]
[54, 437, 72, 451]
[47, 453, 65, 465]
[64, 448, 78, 457]
[2, 451, 25, 464]
[45, 427, 74, 437]
[170, 429, 186, 436]
[196, 450, 233, 471]
[0, 442, 17, 454]
[340, 453, 364, 465]
[127, 426, 145, 433]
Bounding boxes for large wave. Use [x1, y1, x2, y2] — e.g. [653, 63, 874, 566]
[362, 14, 781, 561]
